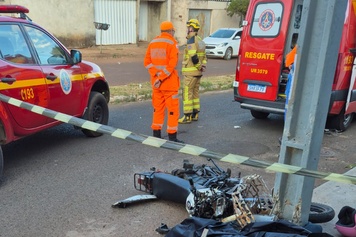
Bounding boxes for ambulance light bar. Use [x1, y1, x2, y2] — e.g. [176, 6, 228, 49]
[0, 5, 29, 14]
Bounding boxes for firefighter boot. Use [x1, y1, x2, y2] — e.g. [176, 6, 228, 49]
[178, 114, 192, 124]
[191, 110, 199, 121]
[168, 132, 184, 143]
[153, 130, 161, 138]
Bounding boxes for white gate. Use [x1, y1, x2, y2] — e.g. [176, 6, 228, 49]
[94, 0, 136, 45]
[139, 1, 148, 41]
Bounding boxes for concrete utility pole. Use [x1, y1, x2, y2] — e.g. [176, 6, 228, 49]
[273, 0, 348, 225]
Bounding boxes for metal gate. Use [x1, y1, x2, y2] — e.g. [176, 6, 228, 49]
[139, 1, 148, 41]
[94, 0, 136, 45]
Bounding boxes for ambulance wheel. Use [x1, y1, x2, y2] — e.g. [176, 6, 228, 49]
[309, 202, 335, 223]
[82, 92, 109, 137]
[326, 108, 354, 132]
[224, 47, 233, 60]
[251, 110, 269, 119]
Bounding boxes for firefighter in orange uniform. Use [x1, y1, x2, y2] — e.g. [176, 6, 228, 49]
[144, 21, 183, 143]
[178, 19, 207, 124]
[285, 44, 297, 119]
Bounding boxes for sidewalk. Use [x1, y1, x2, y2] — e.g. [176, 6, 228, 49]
[312, 167, 356, 236]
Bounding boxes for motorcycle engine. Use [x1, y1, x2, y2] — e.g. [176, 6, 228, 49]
[186, 188, 229, 219]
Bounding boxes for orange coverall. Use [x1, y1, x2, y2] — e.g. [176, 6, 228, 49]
[144, 32, 180, 134]
[285, 45, 297, 68]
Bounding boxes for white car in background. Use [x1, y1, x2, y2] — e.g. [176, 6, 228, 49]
[203, 28, 243, 60]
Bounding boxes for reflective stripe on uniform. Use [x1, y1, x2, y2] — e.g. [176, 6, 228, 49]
[193, 98, 200, 103]
[147, 64, 171, 78]
[152, 122, 163, 129]
[151, 38, 175, 45]
[163, 68, 170, 77]
[145, 63, 154, 69]
[151, 48, 167, 59]
[192, 98, 200, 110]
[182, 86, 193, 113]
[156, 65, 171, 78]
[167, 125, 178, 131]
[182, 67, 199, 72]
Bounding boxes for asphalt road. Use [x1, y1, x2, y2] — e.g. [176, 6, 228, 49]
[97, 57, 238, 86]
[1, 90, 355, 236]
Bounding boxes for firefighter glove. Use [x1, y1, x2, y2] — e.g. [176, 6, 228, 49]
[153, 79, 161, 88]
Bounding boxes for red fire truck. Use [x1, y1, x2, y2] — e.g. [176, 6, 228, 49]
[234, 0, 356, 131]
[0, 5, 110, 179]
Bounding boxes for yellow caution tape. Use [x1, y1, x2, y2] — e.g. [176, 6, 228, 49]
[1, 93, 355, 184]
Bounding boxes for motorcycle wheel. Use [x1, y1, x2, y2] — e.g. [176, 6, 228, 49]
[309, 202, 335, 223]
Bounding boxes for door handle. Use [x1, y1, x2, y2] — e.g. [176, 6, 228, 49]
[1, 77, 16, 84]
[46, 74, 57, 81]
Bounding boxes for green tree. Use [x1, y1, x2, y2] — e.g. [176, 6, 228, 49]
[226, 0, 250, 19]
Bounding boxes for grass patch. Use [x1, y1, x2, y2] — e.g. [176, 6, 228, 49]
[109, 74, 234, 104]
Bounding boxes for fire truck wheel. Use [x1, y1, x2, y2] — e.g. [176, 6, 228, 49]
[81, 91, 109, 137]
[326, 108, 354, 132]
[309, 202, 335, 223]
[250, 110, 269, 119]
[224, 47, 233, 60]
[0, 146, 3, 182]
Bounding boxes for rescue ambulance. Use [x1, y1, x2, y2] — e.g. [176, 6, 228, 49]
[0, 5, 110, 179]
[234, 0, 356, 131]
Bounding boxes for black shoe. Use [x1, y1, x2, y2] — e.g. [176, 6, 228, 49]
[191, 110, 199, 121]
[153, 130, 161, 138]
[168, 132, 184, 143]
[170, 138, 184, 143]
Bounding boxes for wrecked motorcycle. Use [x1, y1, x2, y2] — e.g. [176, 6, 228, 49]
[113, 159, 335, 228]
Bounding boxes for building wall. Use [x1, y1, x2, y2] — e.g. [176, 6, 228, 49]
[2, 0, 241, 47]
[3, 0, 96, 48]
[147, 1, 167, 41]
[171, 0, 189, 45]
[172, 0, 241, 45]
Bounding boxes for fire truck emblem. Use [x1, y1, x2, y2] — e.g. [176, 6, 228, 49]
[259, 9, 275, 31]
[59, 69, 72, 95]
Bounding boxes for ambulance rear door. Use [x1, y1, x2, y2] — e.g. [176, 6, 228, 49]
[344, 0, 356, 115]
[346, 55, 356, 114]
[238, 0, 294, 101]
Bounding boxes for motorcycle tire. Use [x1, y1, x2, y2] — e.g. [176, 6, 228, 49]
[309, 202, 335, 223]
